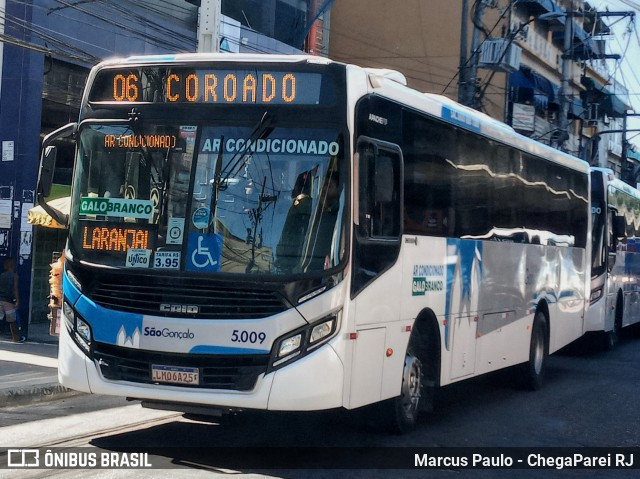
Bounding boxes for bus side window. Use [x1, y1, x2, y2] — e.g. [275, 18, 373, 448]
[373, 154, 400, 237]
[358, 141, 402, 239]
[353, 138, 403, 295]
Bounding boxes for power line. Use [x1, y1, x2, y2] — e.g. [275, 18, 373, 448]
[2, 0, 198, 64]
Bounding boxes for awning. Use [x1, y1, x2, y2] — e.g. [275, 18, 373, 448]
[510, 68, 558, 108]
[510, 70, 535, 89]
[529, 70, 558, 104]
[517, 0, 564, 15]
[628, 148, 640, 162]
[27, 197, 70, 229]
[580, 76, 629, 118]
[519, 0, 603, 59]
[552, 24, 603, 60]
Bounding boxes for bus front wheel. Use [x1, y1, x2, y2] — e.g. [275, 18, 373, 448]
[380, 347, 424, 433]
[603, 295, 623, 350]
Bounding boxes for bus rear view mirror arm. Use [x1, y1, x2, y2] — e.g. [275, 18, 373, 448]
[36, 122, 77, 227]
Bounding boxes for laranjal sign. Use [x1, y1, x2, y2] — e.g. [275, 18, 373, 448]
[79, 197, 154, 220]
[81, 224, 152, 252]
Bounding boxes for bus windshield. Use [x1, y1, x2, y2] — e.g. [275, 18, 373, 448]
[68, 121, 346, 276]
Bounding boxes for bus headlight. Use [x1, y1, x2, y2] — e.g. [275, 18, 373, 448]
[76, 317, 92, 344]
[269, 312, 340, 372]
[62, 300, 92, 355]
[74, 316, 92, 354]
[62, 300, 75, 330]
[309, 317, 336, 347]
[277, 334, 302, 358]
[590, 286, 604, 304]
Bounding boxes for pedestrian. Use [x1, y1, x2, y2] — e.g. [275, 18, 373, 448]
[0, 256, 23, 343]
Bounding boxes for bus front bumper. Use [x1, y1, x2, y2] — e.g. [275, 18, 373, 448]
[58, 324, 345, 411]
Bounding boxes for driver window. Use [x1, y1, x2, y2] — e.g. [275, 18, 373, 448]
[352, 138, 403, 295]
[358, 141, 402, 239]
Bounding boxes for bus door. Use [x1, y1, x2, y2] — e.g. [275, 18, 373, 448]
[608, 206, 630, 325]
[349, 138, 404, 408]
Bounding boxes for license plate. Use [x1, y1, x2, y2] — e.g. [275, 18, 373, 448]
[151, 364, 199, 386]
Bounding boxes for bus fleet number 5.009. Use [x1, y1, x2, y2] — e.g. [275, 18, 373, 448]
[231, 330, 266, 344]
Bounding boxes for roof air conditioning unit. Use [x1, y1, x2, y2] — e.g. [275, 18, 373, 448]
[478, 38, 522, 72]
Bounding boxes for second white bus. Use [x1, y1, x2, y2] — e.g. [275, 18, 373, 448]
[586, 167, 640, 348]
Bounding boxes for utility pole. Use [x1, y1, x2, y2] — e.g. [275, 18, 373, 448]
[458, 0, 487, 107]
[621, 112, 640, 183]
[556, 1, 573, 149]
[622, 111, 629, 166]
[557, 7, 634, 151]
[197, 0, 221, 53]
[458, 0, 470, 105]
[468, 0, 486, 109]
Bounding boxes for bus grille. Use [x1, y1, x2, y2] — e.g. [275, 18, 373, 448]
[88, 275, 290, 319]
[93, 343, 269, 391]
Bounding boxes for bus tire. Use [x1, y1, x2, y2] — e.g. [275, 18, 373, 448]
[603, 294, 623, 350]
[518, 311, 548, 391]
[380, 346, 424, 434]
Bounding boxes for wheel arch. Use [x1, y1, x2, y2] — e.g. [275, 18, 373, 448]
[535, 299, 550, 346]
[410, 308, 441, 411]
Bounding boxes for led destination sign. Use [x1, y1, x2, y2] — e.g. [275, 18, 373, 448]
[90, 67, 333, 105]
[103, 134, 177, 149]
[82, 223, 153, 252]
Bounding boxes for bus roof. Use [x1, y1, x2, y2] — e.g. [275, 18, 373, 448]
[357, 64, 590, 174]
[90, 52, 589, 175]
[96, 52, 332, 67]
[592, 167, 640, 199]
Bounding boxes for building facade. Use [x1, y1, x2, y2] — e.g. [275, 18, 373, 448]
[328, 0, 632, 173]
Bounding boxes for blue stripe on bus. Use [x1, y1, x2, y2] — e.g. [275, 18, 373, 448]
[74, 294, 144, 345]
[441, 105, 482, 133]
[189, 345, 270, 355]
[444, 238, 483, 350]
[125, 55, 176, 62]
[62, 269, 81, 305]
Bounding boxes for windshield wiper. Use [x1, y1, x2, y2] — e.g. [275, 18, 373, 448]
[208, 135, 224, 234]
[245, 176, 267, 273]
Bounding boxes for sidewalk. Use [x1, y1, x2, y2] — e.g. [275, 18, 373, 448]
[0, 321, 83, 407]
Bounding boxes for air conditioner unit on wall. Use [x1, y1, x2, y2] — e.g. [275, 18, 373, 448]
[478, 38, 522, 72]
[586, 103, 599, 126]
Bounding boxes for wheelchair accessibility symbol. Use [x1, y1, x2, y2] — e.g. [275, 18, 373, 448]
[186, 233, 222, 272]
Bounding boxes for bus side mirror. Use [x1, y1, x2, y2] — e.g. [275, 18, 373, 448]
[612, 215, 626, 241]
[38, 146, 57, 198]
[36, 122, 76, 228]
[37, 122, 77, 200]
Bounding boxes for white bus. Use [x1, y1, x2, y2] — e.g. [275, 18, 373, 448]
[586, 167, 640, 348]
[37, 54, 590, 432]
